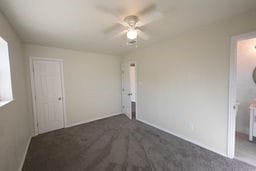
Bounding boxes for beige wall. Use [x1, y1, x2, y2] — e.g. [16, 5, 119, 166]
[0, 12, 33, 171]
[236, 38, 256, 134]
[124, 10, 256, 155]
[24, 45, 122, 128]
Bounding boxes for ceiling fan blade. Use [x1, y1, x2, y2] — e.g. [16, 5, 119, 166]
[96, 5, 124, 18]
[117, 20, 129, 27]
[111, 30, 127, 39]
[136, 11, 163, 27]
[97, 5, 128, 26]
[136, 25, 149, 32]
[103, 23, 123, 33]
[137, 29, 149, 40]
[136, 4, 157, 16]
[97, 5, 129, 33]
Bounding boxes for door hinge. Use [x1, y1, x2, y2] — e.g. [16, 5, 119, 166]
[34, 96, 36, 100]
[122, 106, 125, 109]
[32, 66, 35, 73]
[37, 122, 39, 128]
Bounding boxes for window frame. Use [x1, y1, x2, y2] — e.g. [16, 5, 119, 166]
[0, 36, 14, 107]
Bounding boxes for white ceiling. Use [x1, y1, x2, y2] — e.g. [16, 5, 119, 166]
[0, 0, 256, 56]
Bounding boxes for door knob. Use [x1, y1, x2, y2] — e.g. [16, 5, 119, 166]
[58, 97, 62, 100]
[128, 93, 132, 96]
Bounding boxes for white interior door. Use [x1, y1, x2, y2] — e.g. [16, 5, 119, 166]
[122, 62, 132, 119]
[32, 58, 65, 134]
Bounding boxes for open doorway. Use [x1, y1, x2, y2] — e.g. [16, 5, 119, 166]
[235, 38, 256, 165]
[228, 32, 256, 166]
[129, 63, 137, 119]
[121, 61, 137, 120]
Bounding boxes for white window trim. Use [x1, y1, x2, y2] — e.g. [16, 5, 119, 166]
[0, 99, 14, 107]
[0, 36, 13, 107]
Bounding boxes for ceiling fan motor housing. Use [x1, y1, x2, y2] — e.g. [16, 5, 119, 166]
[124, 15, 139, 27]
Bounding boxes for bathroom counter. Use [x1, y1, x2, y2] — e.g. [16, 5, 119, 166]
[249, 101, 256, 141]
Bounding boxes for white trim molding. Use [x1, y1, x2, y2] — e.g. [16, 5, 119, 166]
[19, 136, 32, 171]
[0, 99, 14, 107]
[227, 31, 256, 158]
[138, 118, 227, 157]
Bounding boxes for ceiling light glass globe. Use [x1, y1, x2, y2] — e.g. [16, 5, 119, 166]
[127, 29, 137, 40]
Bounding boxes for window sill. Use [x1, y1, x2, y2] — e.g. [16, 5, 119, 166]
[0, 99, 14, 107]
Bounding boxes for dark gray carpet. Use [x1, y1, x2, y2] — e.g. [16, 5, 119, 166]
[22, 114, 256, 171]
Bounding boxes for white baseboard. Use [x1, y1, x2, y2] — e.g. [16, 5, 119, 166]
[137, 118, 227, 158]
[66, 112, 122, 128]
[19, 136, 32, 171]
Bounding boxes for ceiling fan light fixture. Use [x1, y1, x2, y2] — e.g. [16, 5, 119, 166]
[127, 29, 138, 40]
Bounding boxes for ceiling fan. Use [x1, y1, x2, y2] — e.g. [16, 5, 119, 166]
[98, 4, 163, 46]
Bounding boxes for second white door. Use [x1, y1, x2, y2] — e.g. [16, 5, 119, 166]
[32, 58, 65, 134]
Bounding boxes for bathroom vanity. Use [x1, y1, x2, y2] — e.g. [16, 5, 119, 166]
[249, 101, 256, 141]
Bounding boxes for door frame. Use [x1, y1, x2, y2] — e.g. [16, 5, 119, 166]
[227, 31, 256, 158]
[121, 61, 138, 119]
[29, 57, 67, 136]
